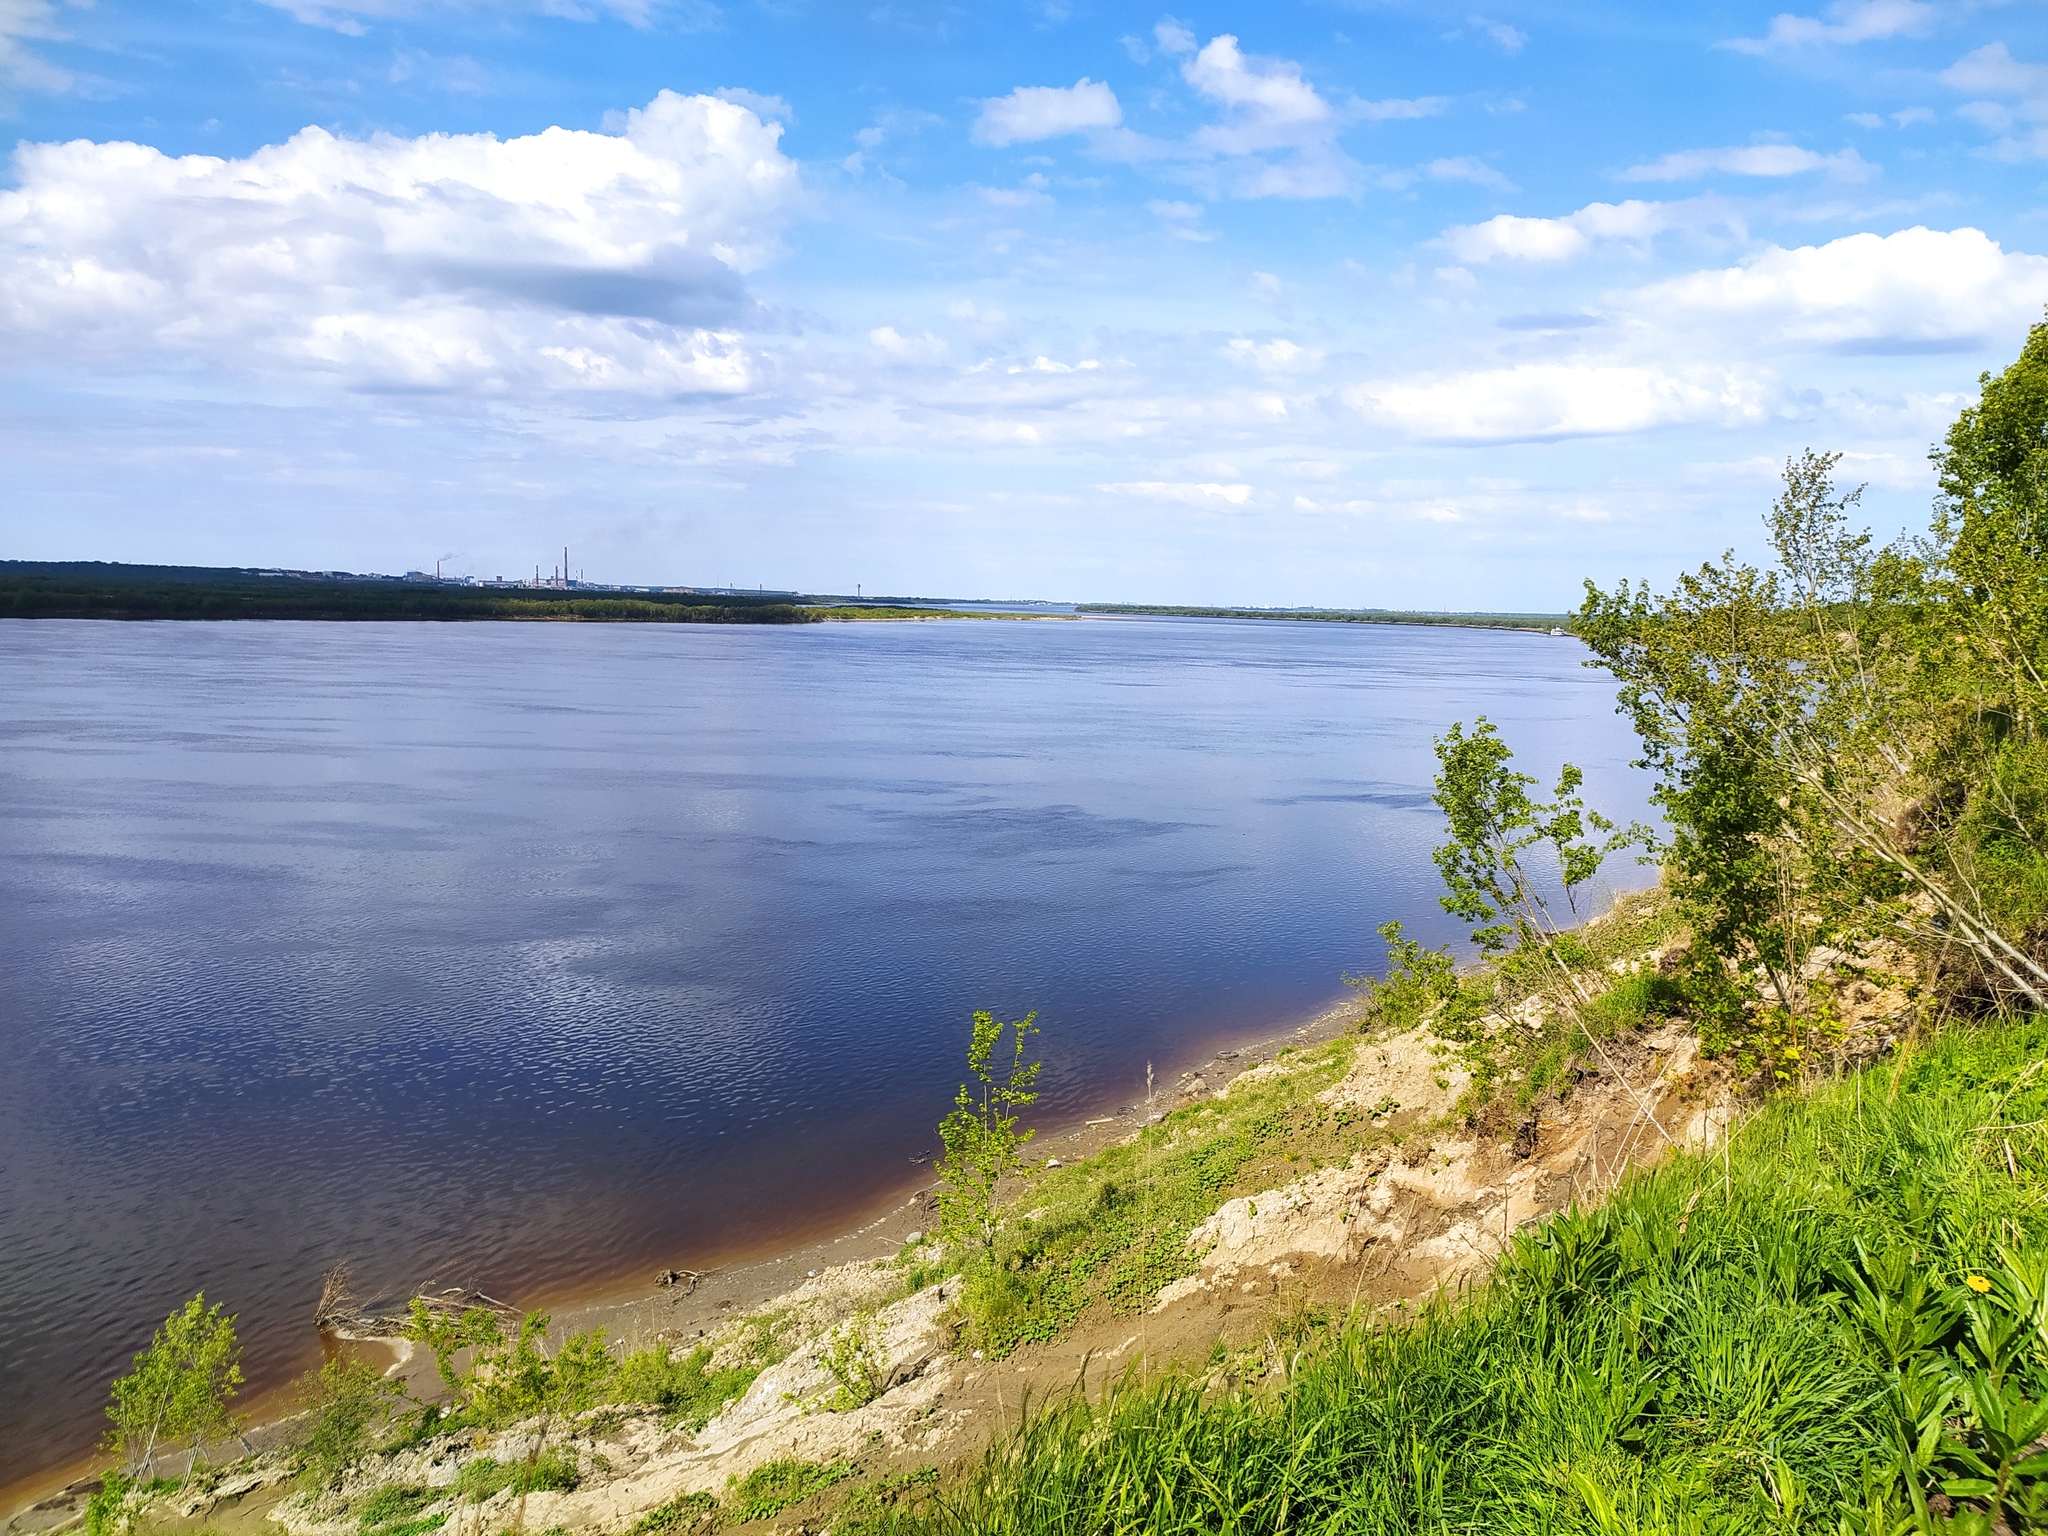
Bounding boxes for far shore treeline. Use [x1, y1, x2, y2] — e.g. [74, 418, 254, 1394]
[0, 562, 890, 624]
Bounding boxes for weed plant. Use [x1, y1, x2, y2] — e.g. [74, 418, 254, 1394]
[726, 1458, 856, 1524]
[859, 1020, 2048, 1534]
[453, 1449, 580, 1501]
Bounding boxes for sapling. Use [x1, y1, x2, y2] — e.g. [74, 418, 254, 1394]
[1430, 719, 1671, 1145]
[104, 1292, 245, 1484]
[935, 1010, 1042, 1263]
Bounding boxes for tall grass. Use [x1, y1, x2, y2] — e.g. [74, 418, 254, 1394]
[869, 1021, 2048, 1534]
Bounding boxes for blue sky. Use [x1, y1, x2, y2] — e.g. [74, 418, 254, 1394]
[3, 0, 2046, 605]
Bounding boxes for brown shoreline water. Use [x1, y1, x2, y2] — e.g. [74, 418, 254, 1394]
[0, 987, 1367, 1527]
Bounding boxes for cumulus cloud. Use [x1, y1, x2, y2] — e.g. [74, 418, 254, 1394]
[1349, 363, 1770, 443]
[1724, 0, 1935, 54]
[973, 78, 1122, 147]
[1620, 144, 1874, 181]
[1629, 226, 2048, 351]
[1442, 199, 1687, 262]
[1180, 33, 1357, 197]
[0, 91, 799, 395]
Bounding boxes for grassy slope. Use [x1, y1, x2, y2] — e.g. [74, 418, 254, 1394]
[951, 891, 1686, 1359]
[867, 1019, 2048, 1535]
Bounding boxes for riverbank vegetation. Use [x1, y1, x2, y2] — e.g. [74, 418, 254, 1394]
[852, 317, 2048, 1534]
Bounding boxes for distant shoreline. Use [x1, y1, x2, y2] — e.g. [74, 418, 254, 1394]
[0, 562, 1572, 632]
[1077, 603, 1574, 634]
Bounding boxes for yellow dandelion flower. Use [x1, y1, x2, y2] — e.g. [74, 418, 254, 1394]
[1967, 1275, 1993, 1294]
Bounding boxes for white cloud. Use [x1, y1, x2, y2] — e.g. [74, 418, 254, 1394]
[255, 0, 693, 34]
[1620, 144, 1873, 181]
[1425, 155, 1516, 192]
[1154, 19, 1196, 56]
[1470, 16, 1527, 54]
[1348, 364, 1771, 442]
[1101, 480, 1254, 505]
[1943, 41, 2048, 97]
[1442, 198, 1685, 262]
[1724, 0, 1935, 54]
[1180, 33, 1356, 197]
[1354, 96, 1450, 122]
[0, 91, 799, 395]
[1630, 226, 2048, 349]
[0, 0, 73, 93]
[1941, 44, 2048, 158]
[1225, 337, 1319, 372]
[973, 78, 1122, 147]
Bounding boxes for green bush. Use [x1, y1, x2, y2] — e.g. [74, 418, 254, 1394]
[83, 1474, 133, 1536]
[296, 1355, 404, 1488]
[608, 1344, 758, 1430]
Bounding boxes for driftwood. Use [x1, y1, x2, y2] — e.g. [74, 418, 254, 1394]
[654, 1269, 705, 1293]
[312, 1266, 524, 1340]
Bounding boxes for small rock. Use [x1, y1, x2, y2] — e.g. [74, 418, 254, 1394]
[905, 1230, 923, 1245]
[1045, 1158, 1062, 1168]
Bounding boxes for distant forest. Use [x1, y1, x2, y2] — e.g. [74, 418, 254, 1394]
[1076, 603, 1572, 631]
[0, 562, 820, 623]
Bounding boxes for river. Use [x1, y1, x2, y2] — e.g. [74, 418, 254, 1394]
[0, 614, 1652, 1489]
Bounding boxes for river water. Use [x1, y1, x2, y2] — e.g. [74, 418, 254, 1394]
[0, 615, 1652, 1488]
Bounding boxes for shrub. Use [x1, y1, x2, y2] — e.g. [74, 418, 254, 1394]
[608, 1344, 758, 1431]
[295, 1355, 405, 1488]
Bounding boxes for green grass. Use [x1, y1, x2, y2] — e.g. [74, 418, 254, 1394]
[453, 1449, 581, 1502]
[353, 1485, 447, 1535]
[726, 1458, 856, 1524]
[862, 1018, 2048, 1534]
[608, 1343, 763, 1430]
[625, 1492, 718, 1536]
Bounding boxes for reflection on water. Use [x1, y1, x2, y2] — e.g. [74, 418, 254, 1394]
[0, 616, 1651, 1486]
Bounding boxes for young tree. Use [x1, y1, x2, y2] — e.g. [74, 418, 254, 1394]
[400, 1298, 504, 1403]
[294, 1354, 405, 1487]
[105, 1293, 245, 1481]
[1430, 720, 1671, 1137]
[934, 1010, 1042, 1262]
[1432, 717, 1639, 989]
